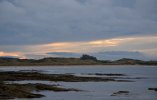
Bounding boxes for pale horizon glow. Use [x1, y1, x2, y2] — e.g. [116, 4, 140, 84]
[0, 51, 23, 58]
[0, 35, 157, 59]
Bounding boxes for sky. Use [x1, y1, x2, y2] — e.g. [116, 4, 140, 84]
[0, 0, 157, 60]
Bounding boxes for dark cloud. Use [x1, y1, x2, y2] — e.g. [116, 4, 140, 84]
[113, 0, 136, 8]
[75, 0, 88, 4]
[0, 0, 157, 45]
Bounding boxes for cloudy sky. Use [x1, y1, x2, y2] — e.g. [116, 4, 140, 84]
[0, 0, 157, 60]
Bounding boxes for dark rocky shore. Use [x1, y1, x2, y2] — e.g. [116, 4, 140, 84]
[0, 70, 138, 99]
[0, 71, 133, 82]
[0, 82, 80, 99]
[0, 69, 154, 99]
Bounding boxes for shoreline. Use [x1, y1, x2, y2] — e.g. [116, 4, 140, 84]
[0, 65, 157, 68]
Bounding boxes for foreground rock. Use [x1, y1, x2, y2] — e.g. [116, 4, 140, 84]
[0, 82, 80, 99]
[0, 71, 134, 99]
[148, 88, 157, 91]
[0, 71, 133, 82]
[83, 73, 126, 76]
[111, 91, 129, 96]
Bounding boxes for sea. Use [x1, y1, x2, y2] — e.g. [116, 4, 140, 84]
[0, 65, 157, 100]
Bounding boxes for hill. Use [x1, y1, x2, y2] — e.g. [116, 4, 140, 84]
[0, 55, 157, 66]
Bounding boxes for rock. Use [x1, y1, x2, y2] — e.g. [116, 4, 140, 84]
[0, 83, 80, 99]
[111, 91, 129, 96]
[148, 88, 157, 91]
[80, 54, 97, 61]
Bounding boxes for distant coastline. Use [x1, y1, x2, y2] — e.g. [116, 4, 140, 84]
[0, 55, 157, 66]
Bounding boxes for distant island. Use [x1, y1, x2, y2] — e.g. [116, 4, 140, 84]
[0, 54, 157, 66]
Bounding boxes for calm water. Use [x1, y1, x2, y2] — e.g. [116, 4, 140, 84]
[0, 65, 157, 100]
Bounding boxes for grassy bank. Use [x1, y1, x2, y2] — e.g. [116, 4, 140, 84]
[0, 57, 157, 66]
